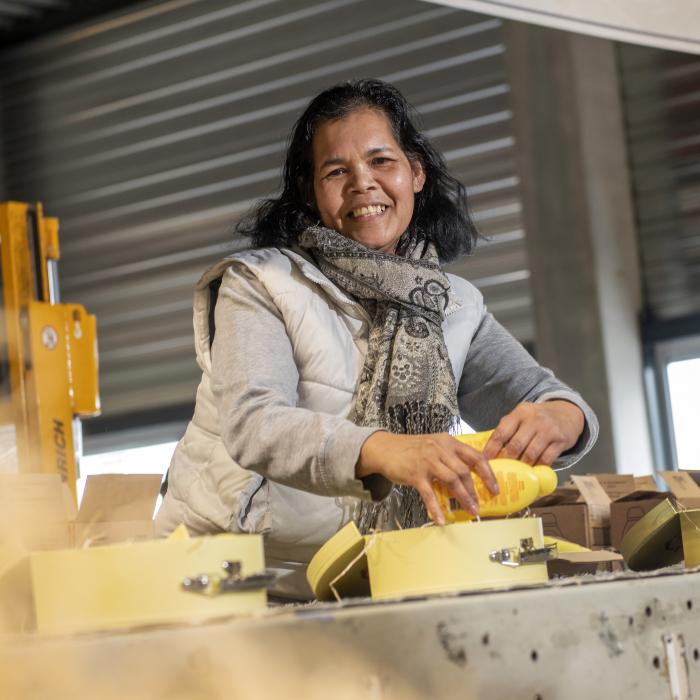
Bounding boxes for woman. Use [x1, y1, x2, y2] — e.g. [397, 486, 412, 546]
[156, 79, 597, 597]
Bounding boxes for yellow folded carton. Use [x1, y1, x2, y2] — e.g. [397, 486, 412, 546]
[308, 518, 549, 602]
[0, 534, 266, 635]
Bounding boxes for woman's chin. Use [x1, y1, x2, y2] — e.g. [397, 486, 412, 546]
[341, 229, 400, 253]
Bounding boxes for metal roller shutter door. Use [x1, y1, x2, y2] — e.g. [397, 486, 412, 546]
[1, 0, 533, 438]
[618, 43, 700, 321]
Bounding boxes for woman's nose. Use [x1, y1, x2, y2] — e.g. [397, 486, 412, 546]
[348, 166, 376, 192]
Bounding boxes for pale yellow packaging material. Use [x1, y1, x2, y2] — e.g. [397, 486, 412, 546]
[308, 518, 548, 601]
[167, 523, 191, 541]
[543, 536, 591, 553]
[17, 534, 266, 635]
[367, 518, 548, 600]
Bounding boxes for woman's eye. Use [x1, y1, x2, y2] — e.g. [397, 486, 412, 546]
[325, 168, 346, 178]
[372, 157, 392, 166]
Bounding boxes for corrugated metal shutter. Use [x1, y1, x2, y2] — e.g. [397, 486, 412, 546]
[618, 44, 700, 320]
[1, 0, 531, 436]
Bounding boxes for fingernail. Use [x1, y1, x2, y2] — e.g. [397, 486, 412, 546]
[469, 502, 480, 515]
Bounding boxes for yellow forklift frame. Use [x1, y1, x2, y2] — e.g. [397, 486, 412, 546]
[0, 201, 99, 501]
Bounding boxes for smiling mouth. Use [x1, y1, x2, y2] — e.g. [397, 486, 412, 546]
[349, 204, 387, 219]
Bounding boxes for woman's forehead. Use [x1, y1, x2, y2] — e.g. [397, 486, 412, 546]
[312, 108, 401, 160]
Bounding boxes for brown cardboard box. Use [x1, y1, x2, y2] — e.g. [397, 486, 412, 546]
[0, 472, 162, 551]
[0, 474, 75, 551]
[634, 476, 659, 491]
[610, 490, 667, 550]
[530, 487, 591, 547]
[659, 471, 700, 509]
[74, 474, 162, 547]
[570, 475, 616, 546]
[531, 474, 639, 548]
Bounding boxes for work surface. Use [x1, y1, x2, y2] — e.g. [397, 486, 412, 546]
[1, 568, 699, 700]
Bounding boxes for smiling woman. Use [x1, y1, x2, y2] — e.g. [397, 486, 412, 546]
[155, 79, 599, 599]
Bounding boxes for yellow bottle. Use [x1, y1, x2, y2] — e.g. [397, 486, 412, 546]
[433, 431, 558, 523]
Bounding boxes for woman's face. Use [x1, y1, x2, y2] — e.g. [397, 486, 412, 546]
[311, 108, 425, 254]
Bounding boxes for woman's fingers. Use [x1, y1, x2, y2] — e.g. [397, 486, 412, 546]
[519, 434, 552, 465]
[454, 442, 498, 495]
[483, 412, 520, 459]
[417, 481, 446, 525]
[539, 443, 564, 466]
[500, 422, 537, 461]
[432, 462, 480, 515]
[436, 443, 480, 503]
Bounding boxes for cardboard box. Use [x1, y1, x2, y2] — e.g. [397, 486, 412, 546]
[74, 473, 162, 547]
[0, 534, 267, 635]
[659, 471, 700, 510]
[529, 487, 591, 547]
[610, 490, 667, 551]
[0, 473, 268, 634]
[0, 474, 74, 551]
[569, 475, 615, 546]
[530, 474, 636, 548]
[0, 472, 162, 551]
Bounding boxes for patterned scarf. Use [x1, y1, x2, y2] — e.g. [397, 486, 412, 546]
[298, 225, 460, 531]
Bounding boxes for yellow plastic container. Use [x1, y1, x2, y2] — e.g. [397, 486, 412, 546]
[433, 431, 558, 522]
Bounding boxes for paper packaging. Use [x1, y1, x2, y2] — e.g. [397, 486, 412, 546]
[659, 471, 700, 510]
[74, 473, 162, 547]
[0, 474, 75, 551]
[1, 534, 267, 635]
[529, 487, 591, 547]
[0, 472, 162, 550]
[530, 475, 634, 548]
[610, 488, 667, 551]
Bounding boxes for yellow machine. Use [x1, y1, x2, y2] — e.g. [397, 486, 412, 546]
[0, 202, 99, 501]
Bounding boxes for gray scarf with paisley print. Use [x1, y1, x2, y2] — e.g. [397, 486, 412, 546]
[298, 225, 460, 531]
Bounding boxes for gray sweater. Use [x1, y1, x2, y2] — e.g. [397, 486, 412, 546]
[211, 260, 598, 501]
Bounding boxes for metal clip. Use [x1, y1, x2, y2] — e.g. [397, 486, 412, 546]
[182, 560, 278, 596]
[489, 538, 558, 567]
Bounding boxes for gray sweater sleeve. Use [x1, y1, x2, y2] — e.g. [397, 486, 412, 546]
[210, 266, 388, 501]
[457, 310, 599, 470]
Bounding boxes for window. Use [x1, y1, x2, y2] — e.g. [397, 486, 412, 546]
[654, 334, 700, 471]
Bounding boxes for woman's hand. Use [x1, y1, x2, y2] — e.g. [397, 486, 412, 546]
[483, 400, 585, 466]
[357, 432, 499, 525]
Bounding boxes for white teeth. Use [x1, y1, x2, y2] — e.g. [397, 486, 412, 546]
[352, 205, 386, 218]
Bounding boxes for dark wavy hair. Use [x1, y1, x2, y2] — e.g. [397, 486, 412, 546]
[236, 79, 480, 263]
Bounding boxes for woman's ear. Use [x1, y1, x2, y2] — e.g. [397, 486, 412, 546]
[411, 159, 426, 193]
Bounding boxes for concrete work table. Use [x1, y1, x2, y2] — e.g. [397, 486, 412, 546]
[1, 567, 699, 699]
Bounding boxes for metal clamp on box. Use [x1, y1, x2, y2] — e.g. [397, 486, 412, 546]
[182, 559, 279, 595]
[489, 538, 558, 567]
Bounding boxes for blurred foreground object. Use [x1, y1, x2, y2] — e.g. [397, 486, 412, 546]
[0, 202, 99, 502]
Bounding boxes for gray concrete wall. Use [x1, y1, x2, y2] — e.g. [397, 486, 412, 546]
[504, 22, 654, 475]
